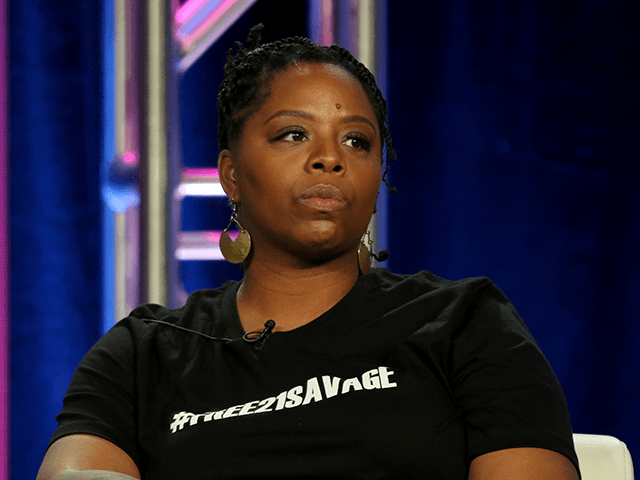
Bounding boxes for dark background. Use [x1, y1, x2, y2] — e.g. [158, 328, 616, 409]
[10, 1, 639, 478]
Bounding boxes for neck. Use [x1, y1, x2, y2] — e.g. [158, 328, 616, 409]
[236, 251, 361, 333]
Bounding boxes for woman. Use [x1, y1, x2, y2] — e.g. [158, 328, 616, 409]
[38, 26, 580, 479]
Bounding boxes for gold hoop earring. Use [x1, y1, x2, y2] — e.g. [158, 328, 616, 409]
[219, 203, 252, 264]
[357, 231, 373, 275]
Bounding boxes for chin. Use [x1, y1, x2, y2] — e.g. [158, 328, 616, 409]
[275, 218, 362, 257]
[302, 219, 338, 238]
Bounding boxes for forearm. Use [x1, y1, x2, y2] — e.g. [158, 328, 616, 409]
[55, 471, 140, 480]
[39, 436, 142, 480]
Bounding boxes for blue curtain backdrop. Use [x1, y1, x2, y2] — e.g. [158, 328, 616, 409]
[9, 1, 103, 479]
[386, 0, 640, 459]
[9, 1, 639, 478]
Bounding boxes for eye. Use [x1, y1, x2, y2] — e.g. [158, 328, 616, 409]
[343, 133, 372, 151]
[274, 128, 308, 143]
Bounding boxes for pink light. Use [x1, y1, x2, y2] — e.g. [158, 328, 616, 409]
[121, 150, 138, 166]
[175, 0, 209, 25]
[320, 0, 334, 46]
[181, 167, 219, 179]
[204, 230, 239, 242]
[205, 230, 222, 242]
[177, 0, 236, 49]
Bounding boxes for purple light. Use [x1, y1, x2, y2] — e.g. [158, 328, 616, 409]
[175, 0, 207, 24]
[121, 150, 139, 166]
[320, 0, 334, 46]
[177, 0, 225, 37]
[205, 230, 223, 242]
[182, 167, 219, 179]
[309, 1, 334, 47]
[176, 168, 224, 198]
[175, 0, 237, 50]
[174, 230, 240, 261]
[174, 0, 259, 71]
[205, 230, 240, 243]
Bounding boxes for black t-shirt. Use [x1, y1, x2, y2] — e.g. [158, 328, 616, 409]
[50, 268, 579, 479]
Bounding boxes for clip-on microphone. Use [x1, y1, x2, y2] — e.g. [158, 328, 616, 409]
[243, 320, 276, 349]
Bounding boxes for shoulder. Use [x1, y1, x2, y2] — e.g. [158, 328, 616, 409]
[112, 281, 240, 340]
[334, 268, 519, 350]
[361, 268, 542, 360]
[367, 267, 498, 295]
[364, 267, 507, 319]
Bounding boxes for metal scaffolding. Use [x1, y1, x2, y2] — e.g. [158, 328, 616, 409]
[103, 0, 388, 328]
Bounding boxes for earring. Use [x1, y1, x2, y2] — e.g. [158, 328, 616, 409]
[357, 231, 373, 275]
[219, 202, 252, 264]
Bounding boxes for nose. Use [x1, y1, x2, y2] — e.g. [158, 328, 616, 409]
[306, 139, 346, 175]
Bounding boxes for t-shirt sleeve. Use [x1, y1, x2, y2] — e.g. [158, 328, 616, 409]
[449, 280, 580, 473]
[48, 319, 142, 469]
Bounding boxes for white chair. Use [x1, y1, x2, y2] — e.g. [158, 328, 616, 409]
[573, 433, 634, 480]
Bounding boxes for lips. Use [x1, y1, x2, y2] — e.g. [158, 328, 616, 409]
[299, 184, 347, 211]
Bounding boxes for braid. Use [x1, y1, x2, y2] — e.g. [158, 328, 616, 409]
[217, 25, 398, 193]
[245, 23, 264, 50]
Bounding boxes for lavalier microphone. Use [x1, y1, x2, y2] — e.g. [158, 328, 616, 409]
[243, 320, 276, 349]
[142, 319, 276, 348]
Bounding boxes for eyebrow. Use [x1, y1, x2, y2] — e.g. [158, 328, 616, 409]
[264, 109, 377, 132]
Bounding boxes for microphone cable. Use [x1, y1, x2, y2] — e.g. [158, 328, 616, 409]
[142, 319, 276, 348]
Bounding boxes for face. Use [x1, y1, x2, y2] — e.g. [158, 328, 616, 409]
[218, 62, 382, 265]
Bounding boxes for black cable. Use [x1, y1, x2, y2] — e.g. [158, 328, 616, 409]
[142, 319, 234, 342]
[142, 318, 277, 348]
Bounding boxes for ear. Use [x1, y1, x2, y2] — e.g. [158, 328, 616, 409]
[218, 149, 240, 202]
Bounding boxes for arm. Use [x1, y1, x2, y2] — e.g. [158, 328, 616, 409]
[41, 319, 145, 480]
[469, 447, 579, 480]
[445, 280, 581, 474]
[37, 434, 141, 480]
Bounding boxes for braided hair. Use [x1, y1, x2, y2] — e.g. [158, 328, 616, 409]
[217, 24, 398, 193]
